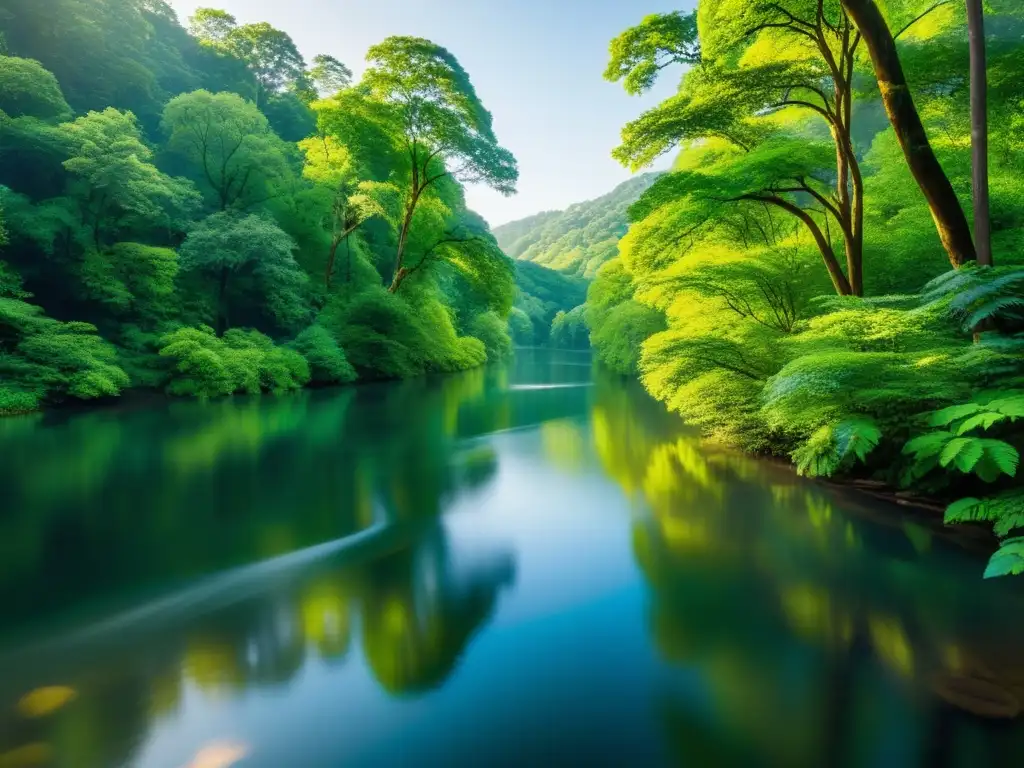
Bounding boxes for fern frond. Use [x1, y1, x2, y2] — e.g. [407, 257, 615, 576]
[792, 425, 840, 478]
[994, 513, 1024, 539]
[834, 418, 881, 463]
[987, 396, 1024, 418]
[921, 266, 980, 298]
[967, 297, 1024, 330]
[956, 412, 1007, 434]
[903, 431, 955, 459]
[984, 537, 1024, 579]
[971, 440, 1020, 483]
[928, 403, 984, 427]
[939, 437, 984, 473]
[944, 497, 999, 524]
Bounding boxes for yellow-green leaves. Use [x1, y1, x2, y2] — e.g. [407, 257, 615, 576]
[605, 12, 701, 96]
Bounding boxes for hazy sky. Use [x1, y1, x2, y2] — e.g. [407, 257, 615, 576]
[167, 0, 688, 226]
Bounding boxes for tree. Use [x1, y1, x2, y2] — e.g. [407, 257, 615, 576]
[188, 7, 237, 45]
[610, 2, 873, 294]
[162, 90, 292, 212]
[226, 22, 306, 107]
[308, 55, 353, 98]
[966, 0, 992, 266]
[0, 56, 72, 121]
[188, 10, 307, 107]
[298, 134, 388, 289]
[839, 0, 977, 266]
[360, 36, 518, 291]
[604, 11, 702, 95]
[61, 108, 200, 248]
[178, 212, 309, 334]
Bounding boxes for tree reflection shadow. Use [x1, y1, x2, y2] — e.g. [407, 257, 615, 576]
[590, 368, 1024, 766]
[0, 515, 516, 767]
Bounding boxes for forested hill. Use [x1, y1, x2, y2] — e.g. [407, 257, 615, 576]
[0, 2, 524, 416]
[494, 173, 659, 279]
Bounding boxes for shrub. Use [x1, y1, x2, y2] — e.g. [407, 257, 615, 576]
[158, 325, 310, 399]
[550, 305, 590, 349]
[323, 287, 488, 379]
[290, 325, 357, 385]
[0, 297, 129, 411]
[469, 311, 513, 362]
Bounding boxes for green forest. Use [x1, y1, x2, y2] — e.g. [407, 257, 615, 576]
[2, 0, 1024, 580]
[0, 1, 528, 410]
[578, 0, 1024, 577]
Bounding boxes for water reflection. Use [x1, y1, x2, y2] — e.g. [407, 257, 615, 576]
[0, 517, 515, 767]
[2, 351, 1024, 766]
[589, 371, 1024, 764]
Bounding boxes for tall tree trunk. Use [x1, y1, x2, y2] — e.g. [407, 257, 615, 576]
[839, 0, 977, 268]
[325, 237, 340, 289]
[967, 0, 993, 266]
[389, 191, 421, 292]
[745, 195, 855, 296]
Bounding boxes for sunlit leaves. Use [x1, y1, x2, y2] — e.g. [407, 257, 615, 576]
[363, 36, 518, 195]
[605, 11, 701, 96]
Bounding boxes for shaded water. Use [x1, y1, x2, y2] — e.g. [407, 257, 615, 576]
[2, 349, 1024, 767]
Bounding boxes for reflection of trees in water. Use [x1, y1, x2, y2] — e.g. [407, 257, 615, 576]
[591, 370, 1024, 765]
[0, 363, 538, 625]
[0, 517, 515, 767]
[361, 525, 515, 693]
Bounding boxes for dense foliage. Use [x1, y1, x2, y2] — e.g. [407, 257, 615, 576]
[590, 1, 1024, 576]
[0, 3, 519, 411]
[494, 173, 659, 279]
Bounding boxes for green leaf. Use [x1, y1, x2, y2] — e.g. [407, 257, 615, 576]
[984, 538, 1024, 579]
[956, 411, 1006, 435]
[994, 513, 1024, 539]
[982, 440, 1020, 478]
[928, 403, 984, 427]
[903, 431, 954, 459]
[834, 418, 882, 464]
[988, 396, 1024, 419]
[939, 437, 981, 470]
[944, 497, 991, 524]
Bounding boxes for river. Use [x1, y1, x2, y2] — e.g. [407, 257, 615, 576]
[1, 349, 1024, 767]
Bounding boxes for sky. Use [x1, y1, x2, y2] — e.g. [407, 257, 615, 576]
[167, 0, 689, 227]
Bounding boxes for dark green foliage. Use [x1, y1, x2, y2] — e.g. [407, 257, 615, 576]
[0, 56, 72, 120]
[468, 311, 513, 362]
[513, 261, 589, 345]
[289, 325, 356, 385]
[178, 212, 310, 334]
[0, 297, 129, 413]
[322, 288, 486, 380]
[550, 306, 590, 350]
[80, 243, 180, 324]
[507, 308, 534, 346]
[0, 10, 515, 415]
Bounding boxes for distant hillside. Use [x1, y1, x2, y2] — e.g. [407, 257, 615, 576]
[511, 262, 589, 346]
[494, 173, 660, 279]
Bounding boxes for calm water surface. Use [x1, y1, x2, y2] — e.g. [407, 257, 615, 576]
[2, 349, 1024, 767]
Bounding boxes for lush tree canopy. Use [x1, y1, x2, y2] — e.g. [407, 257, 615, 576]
[589, 0, 1024, 577]
[0, 7, 519, 415]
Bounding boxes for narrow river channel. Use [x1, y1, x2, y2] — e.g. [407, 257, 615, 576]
[2, 349, 1024, 767]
